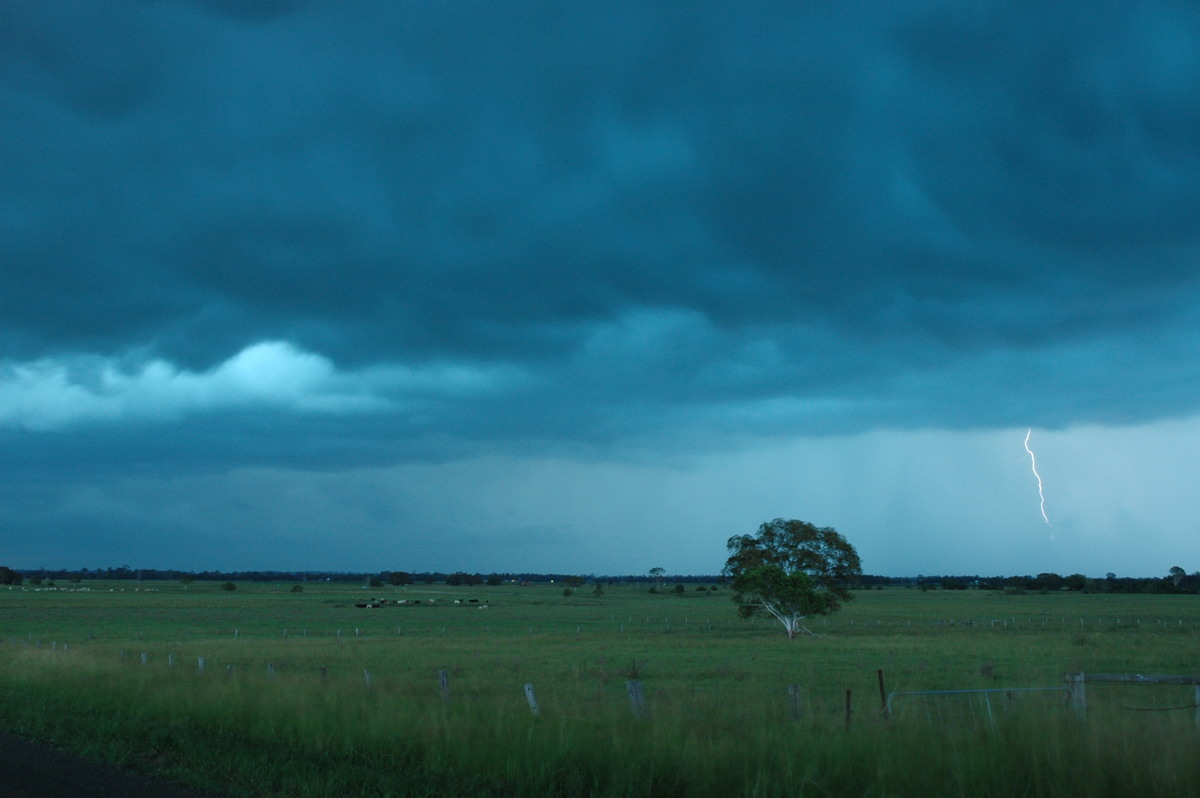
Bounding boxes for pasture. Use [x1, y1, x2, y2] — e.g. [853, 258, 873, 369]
[1, 580, 1199, 797]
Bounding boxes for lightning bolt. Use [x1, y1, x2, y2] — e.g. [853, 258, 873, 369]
[1024, 428, 1051, 530]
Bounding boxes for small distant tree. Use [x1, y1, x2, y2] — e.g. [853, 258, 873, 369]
[1032, 572, 1064, 592]
[649, 567, 665, 589]
[593, 582, 604, 597]
[1063, 573, 1088, 591]
[388, 571, 414, 586]
[487, 574, 503, 586]
[290, 584, 304, 593]
[673, 584, 685, 594]
[724, 519, 861, 640]
[221, 581, 237, 592]
[566, 576, 584, 588]
[1169, 566, 1186, 587]
[0, 566, 21, 586]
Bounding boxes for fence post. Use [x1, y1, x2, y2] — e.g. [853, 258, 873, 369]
[439, 669, 450, 702]
[524, 683, 540, 717]
[1065, 672, 1086, 718]
[197, 656, 205, 674]
[787, 684, 804, 720]
[845, 689, 852, 730]
[364, 669, 372, 690]
[626, 680, 647, 720]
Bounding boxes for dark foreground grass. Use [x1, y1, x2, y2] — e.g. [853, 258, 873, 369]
[3, 674, 1199, 798]
[3, 583, 1200, 796]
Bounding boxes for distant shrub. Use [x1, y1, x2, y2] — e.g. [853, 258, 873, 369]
[673, 584, 685, 594]
[562, 588, 574, 597]
[221, 582, 237, 592]
[290, 584, 304, 593]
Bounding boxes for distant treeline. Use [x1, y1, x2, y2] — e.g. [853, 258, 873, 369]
[2, 566, 1196, 594]
[862, 572, 1200, 594]
[0, 566, 724, 587]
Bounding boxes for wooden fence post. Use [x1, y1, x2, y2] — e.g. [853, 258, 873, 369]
[787, 684, 804, 720]
[439, 669, 450, 702]
[524, 683, 540, 717]
[626, 680, 647, 720]
[1065, 672, 1086, 718]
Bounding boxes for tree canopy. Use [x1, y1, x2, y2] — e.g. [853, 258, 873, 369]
[723, 519, 862, 639]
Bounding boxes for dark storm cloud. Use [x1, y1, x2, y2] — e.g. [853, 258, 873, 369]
[2, 1, 1200, 461]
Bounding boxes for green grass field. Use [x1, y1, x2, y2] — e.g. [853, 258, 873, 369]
[2, 581, 1199, 796]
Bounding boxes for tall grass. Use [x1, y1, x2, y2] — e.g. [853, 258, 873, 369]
[3, 583, 1200, 796]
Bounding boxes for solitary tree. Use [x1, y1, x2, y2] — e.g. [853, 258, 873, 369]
[724, 519, 861, 639]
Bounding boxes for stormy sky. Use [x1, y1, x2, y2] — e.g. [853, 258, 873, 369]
[2, 1, 1199, 577]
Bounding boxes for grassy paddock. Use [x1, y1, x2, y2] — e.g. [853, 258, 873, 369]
[2, 581, 1199, 796]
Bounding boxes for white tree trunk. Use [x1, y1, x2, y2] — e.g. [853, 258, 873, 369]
[757, 599, 818, 639]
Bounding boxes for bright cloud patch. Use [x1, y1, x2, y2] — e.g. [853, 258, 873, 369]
[0, 341, 511, 431]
